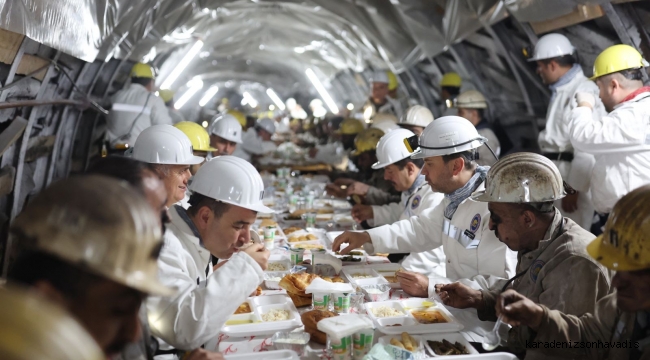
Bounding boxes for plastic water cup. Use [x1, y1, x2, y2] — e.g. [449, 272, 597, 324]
[290, 248, 304, 265]
[328, 335, 352, 360]
[352, 328, 374, 359]
[312, 292, 331, 311]
[263, 226, 276, 250]
[333, 292, 352, 314]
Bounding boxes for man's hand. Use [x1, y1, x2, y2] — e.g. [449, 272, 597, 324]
[397, 271, 429, 297]
[242, 243, 270, 270]
[575, 92, 595, 109]
[332, 231, 371, 254]
[435, 282, 483, 309]
[183, 349, 225, 360]
[325, 183, 347, 198]
[347, 182, 370, 196]
[496, 289, 545, 330]
[561, 191, 579, 213]
[351, 204, 374, 223]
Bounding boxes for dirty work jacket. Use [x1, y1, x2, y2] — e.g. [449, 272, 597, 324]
[477, 209, 612, 359]
[531, 292, 650, 360]
[363, 181, 517, 292]
[106, 83, 172, 145]
[371, 181, 446, 277]
[147, 206, 263, 350]
[569, 90, 650, 214]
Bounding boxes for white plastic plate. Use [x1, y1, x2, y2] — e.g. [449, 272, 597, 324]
[224, 350, 300, 360]
[221, 295, 303, 337]
[420, 332, 479, 357]
[365, 298, 464, 335]
[377, 335, 427, 360]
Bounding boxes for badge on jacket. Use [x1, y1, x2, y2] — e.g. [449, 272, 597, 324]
[469, 214, 481, 233]
[530, 260, 545, 282]
[411, 195, 421, 210]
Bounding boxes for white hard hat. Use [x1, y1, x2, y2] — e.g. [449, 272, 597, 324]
[472, 152, 566, 204]
[189, 156, 274, 213]
[399, 105, 434, 128]
[411, 116, 486, 159]
[372, 128, 416, 169]
[257, 117, 276, 135]
[210, 114, 243, 143]
[371, 113, 399, 133]
[456, 90, 488, 109]
[371, 70, 389, 84]
[527, 33, 575, 62]
[131, 125, 204, 165]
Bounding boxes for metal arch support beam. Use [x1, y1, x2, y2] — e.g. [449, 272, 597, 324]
[45, 62, 92, 186]
[482, 24, 535, 116]
[10, 52, 61, 220]
[448, 44, 490, 99]
[601, 3, 649, 83]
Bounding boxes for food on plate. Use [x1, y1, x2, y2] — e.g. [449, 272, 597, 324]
[279, 273, 319, 296]
[411, 310, 447, 324]
[259, 219, 278, 228]
[234, 303, 252, 314]
[386, 324, 402, 327]
[321, 276, 344, 283]
[286, 209, 308, 220]
[337, 255, 361, 262]
[301, 310, 338, 344]
[351, 273, 374, 279]
[292, 243, 324, 250]
[383, 276, 398, 283]
[283, 227, 302, 235]
[390, 338, 405, 349]
[265, 276, 282, 282]
[401, 332, 417, 351]
[268, 262, 288, 271]
[225, 319, 254, 326]
[261, 309, 291, 322]
[427, 340, 470, 355]
[274, 337, 309, 345]
[287, 293, 313, 308]
[288, 233, 318, 242]
[370, 306, 404, 318]
[336, 216, 354, 224]
[317, 208, 333, 214]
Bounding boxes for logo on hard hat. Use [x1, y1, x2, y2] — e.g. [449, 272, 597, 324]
[469, 214, 481, 233]
[530, 260, 545, 282]
[411, 195, 421, 210]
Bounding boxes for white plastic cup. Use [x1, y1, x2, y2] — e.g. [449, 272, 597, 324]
[352, 328, 374, 359]
[312, 292, 331, 311]
[333, 292, 352, 314]
[263, 226, 276, 250]
[328, 334, 352, 360]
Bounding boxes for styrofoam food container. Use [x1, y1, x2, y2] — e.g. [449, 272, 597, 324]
[365, 299, 464, 335]
[377, 335, 427, 360]
[221, 295, 303, 337]
[267, 259, 292, 272]
[421, 332, 479, 357]
[225, 350, 300, 360]
[264, 271, 289, 290]
[271, 331, 310, 356]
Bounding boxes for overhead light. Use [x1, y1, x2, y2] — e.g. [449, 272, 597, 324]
[347, 103, 354, 111]
[269, 104, 276, 111]
[199, 85, 219, 107]
[305, 68, 339, 114]
[242, 91, 258, 108]
[266, 88, 286, 110]
[201, 121, 209, 128]
[174, 78, 203, 109]
[160, 40, 204, 90]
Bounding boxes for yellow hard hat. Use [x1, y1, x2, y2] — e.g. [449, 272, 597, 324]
[590, 44, 649, 80]
[352, 128, 385, 156]
[227, 110, 247, 128]
[130, 62, 155, 79]
[11, 176, 174, 297]
[0, 286, 105, 360]
[158, 89, 174, 104]
[339, 118, 365, 135]
[586, 184, 650, 271]
[174, 121, 217, 152]
[440, 72, 462, 88]
[387, 71, 398, 91]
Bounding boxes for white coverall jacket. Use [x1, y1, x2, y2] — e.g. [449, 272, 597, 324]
[538, 68, 605, 228]
[168, 108, 185, 124]
[147, 206, 264, 350]
[370, 182, 447, 278]
[363, 182, 517, 296]
[234, 128, 277, 162]
[106, 83, 172, 145]
[569, 90, 650, 214]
